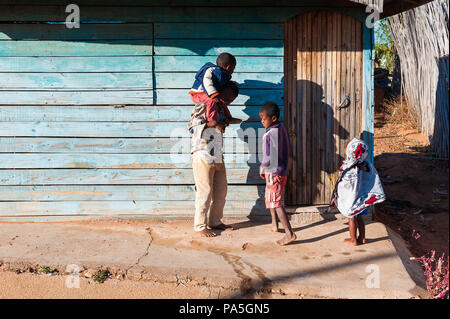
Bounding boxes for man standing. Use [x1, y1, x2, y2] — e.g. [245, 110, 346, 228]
[189, 82, 241, 237]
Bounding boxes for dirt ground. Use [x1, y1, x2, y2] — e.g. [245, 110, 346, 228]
[373, 112, 449, 259]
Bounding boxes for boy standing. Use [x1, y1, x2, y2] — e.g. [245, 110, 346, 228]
[259, 102, 297, 246]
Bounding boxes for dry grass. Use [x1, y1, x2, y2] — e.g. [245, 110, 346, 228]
[382, 97, 419, 130]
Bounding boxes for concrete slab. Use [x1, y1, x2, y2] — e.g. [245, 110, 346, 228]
[0, 217, 426, 299]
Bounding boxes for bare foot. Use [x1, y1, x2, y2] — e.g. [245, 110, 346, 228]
[196, 229, 217, 237]
[269, 225, 279, 232]
[357, 237, 366, 245]
[211, 223, 233, 231]
[344, 238, 358, 246]
[276, 233, 297, 246]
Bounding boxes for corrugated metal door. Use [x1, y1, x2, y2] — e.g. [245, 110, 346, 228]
[284, 11, 363, 205]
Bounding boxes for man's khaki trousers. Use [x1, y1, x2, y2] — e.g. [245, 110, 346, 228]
[192, 153, 227, 231]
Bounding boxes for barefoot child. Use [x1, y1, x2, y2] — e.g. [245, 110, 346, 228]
[259, 102, 297, 246]
[329, 138, 386, 246]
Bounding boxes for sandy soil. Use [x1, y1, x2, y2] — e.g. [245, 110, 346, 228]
[373, 112, 449, 259]
[0, 270, 222, 299]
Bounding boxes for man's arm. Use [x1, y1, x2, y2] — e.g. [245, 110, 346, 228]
[206, 120, 217, 128]
[206, 120, 226, 133]
[221, 105, 241, 125]
[228, 118, 242, 124]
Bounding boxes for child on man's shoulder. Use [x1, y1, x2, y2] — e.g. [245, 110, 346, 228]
[189, 52, 237, 127]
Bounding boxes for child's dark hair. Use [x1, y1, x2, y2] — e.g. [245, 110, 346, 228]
[223, 81, 239, 97]
[260, 101, 280, 120]
[216, 53, 236, 68]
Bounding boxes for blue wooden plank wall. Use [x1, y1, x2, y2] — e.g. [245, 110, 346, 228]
[0, 5, 287, 219]
[363, 23, 375, 163]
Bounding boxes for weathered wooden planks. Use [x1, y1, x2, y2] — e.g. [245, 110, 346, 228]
[0, 72, 282, 90]
[0, 105, 280, 122]
[0, 200, 266, 216]
[0, 121, 266, 137]
[154, 56, 283, 72]
[0, 5, 311, 23]
[0, 137, 261, 154]
[0, 5, 365, 23]
[286, 10, 364, 205]
[0, 73, 152, 90]
[0, 154, 261, 169]
[313, 10, 320, 204]
[0, 23, 154, 106]
[0, 56, 152, 72]
[156, 89, 283, 106]
[155, 23, 284, 39]
[154, 39, 283, 56]
[284, 15, 297, 204]
[0, 3, 379, 220]
[0, 185, 265, 200]
[0, 1, 374, 8]
[155, 72, 284, 89]
[0, 91, 154, 105]
[0, 40, 152, 56]
[0, 169, 263, 185]
[0, 23, 153, 40]
[324, 12, 335, 203]
[0, 5, 294, 219]
[362, 23, 375, 162]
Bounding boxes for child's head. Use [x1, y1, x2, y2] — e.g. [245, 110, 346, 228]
[218, 81, 239, 105]
[259, 102, 280, 128]
[345, 138, 369, 164]
[216, 53, 236, 75]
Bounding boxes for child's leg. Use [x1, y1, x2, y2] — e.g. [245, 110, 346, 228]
[190, 93, 217, 122]
[265, 174, 296, 245]
[269, 208, 279, 232]
[190, 92, 210, 105]
[274, 206, 296, 246]
[356, 214, 366, 244]
[344, 217, 358, 246]
[265, 174, 279, 232]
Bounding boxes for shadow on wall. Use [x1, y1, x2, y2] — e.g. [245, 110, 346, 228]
[234, 78, 283, 219]
[287, 80, 350, 206]
[235, 78, 359, 217]
[432, 55, 449, 158]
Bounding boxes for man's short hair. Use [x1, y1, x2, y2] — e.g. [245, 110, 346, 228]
[223, 81, 239, 97]
[260, 101, 280, 119]
[216, 53, 236, 68]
